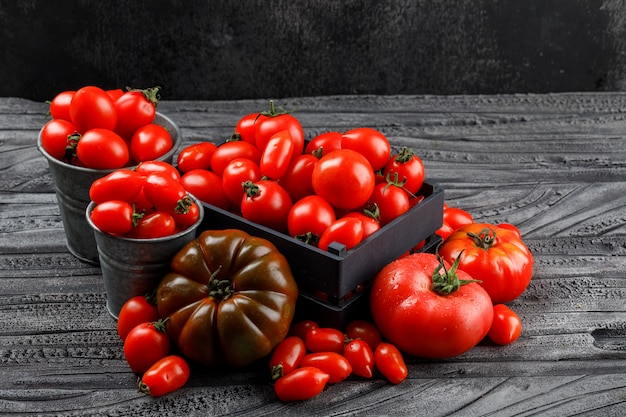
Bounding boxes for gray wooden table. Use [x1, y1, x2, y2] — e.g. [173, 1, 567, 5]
[1, 94, 626, 416]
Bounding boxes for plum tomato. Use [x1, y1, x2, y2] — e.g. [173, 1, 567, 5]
[274, 366, 329, 402]
[304, 131, 342, 157]
[135, 160, 181, 183]
[317, 216, 364, 252]
[254, 100, 305, 157]
[488, 304, 522, 345]
[113, 87, 159, 140]
[287, 195, 336, 244]
[181, 169, 230, 210]
[127, 210, 177, 239]
[343, 339, 375, 378]
[210, 140, 261, 177]
[138, 355, 190, 397]
[89, 169, 144, 205]
[269, 336, 307, 381]
[176, 141, 218, 173]
[304, 327, 345, 354]
[90, 200, 138, 236]
[130, 123, 173, 162]
[69, 86, 117, 133]
[288, 319, 319, 340]
[48, 90, 75, 122]
[341, 127, 391, 171]
[260, 130, 295, 180]
[374, 342, 408, 384]
[40, 119, 77, 161]
[345, 319, 382, 350]
[300, 352, 352, 384]
[76, 128, 129, 169]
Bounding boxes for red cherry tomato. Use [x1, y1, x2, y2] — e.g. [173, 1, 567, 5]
[113, 87, 158, 140]
[123, 319, 170, 374]
[106, 89, 125, 102]
[176, 141, 218, 173]
[383, 147, 425, 195]
[180, 169, 230, 210]
[117, 294, 159, 341]
[343, 339, 375, 378]
[287, 195, 336, 243]
[274, 366, 329, 402]
[345, 319, 382, 350]
[260, 130, 295, 179]
[89, 169, 145, 205]
[40, 119, 77, 161]
[221, 158, 262, 209]
[305, 131, 342, 157]
[48, 90, 75, 122]
[138, 355, 190, 397]
[127, 211, 176, 239]
[76, 128, 129, 169]
[130, 123, 173, 163]
[341, 127, 391, 171]
[135, 160, 181, 183]
[210, 140, 261, 177]
[143, 174, 190, 215]
[342, 212, 381, 239]
[374, 342, 408, 384]
[240, 180, 293, 232]
[317, 216, 364, 252]
[366, 182, 410, 226]
[443, 207, 474, 231]
[288, 320, 319, 340]
[90, 200, 137, 236]
[304, 327, 345, 354]
[269, 336, 307, 381]
[69, 86, 117, 133]
[233, 112, 261, 144]
[172, 200, 201, 230]
[278, 153, 318, 202]
[488, 304, 523, 345]
[254, 101, 305, 157]
[300, 352, 352, 384]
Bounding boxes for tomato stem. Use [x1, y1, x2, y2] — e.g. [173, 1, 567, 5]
[295, 231, 320, 246]
[258, 100, 294, 118]
[242, 180, 260, 198]
[431, 250, 481, 295]
[394, 146, 416, 164]
[64, 132, 81, 164]
[126, 86, 161, 107]
[152, 317, 170, 333]
[174, 195, 194, 215]
[208, 266, 234, 301]
[467, 228, 497, 250]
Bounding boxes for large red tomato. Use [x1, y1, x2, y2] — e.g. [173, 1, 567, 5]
[438, 223, 534, 304]
[370, 252, 494, 358]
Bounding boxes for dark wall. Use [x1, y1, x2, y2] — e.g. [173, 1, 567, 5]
[2, 0, 626, 101]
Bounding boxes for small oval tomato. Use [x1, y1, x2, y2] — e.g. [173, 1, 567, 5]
[90, 200, 137, 235]
[127, 211, 176, 239]
[114, 87, 158, 140]
[221, 158, 262, 209]
[106, 88, 125, 102]
[443, 207, 474, 232]
[240, 180, 293, 232]
[317, 216, 364, 252]
[260, 130, 294, 180]
[69, 86, 117, 133]
[123, 319, 170, 374]
[89, 169, 145, 205]
[254, 101, 304, 157]
[278, 153, 318, 202]
[488, 304, 522, 345]
[343, 339, 375, 378]
[366, 182, 410, 226]
[181, 169, 230, 210]
[138, 355, 190, 397]
[76, 128, 129, 169]
[49, 90, 75, 122]
[143, 174, 190, 215]
[300, 352, 352, 384]
[341, 127, 391, 171]
[117, 294, 159, 341]
[342, 212, 381, 239]
[210, 140, 261, 177]
[274, 366, 330, 402]
[233, 112, 261, 144]
[345, 319, 382, 350]
[172, 200, 201, 230]
[40, 119, 77, 161]
[130, 123, 173, 163]
[383, 147, 425, 195]
[287, 195, 336, 243]
[288, 320, 319, 340]
[135, 160, 181, 183]
[304, 327, 345, 354]
[374, 342, 408, 384]
[177, 141, 218, 173]
[305, 131, 342, 157]
[269, 336, 307, 381]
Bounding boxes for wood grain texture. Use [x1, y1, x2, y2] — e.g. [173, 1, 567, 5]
[1, 94, 626, 416]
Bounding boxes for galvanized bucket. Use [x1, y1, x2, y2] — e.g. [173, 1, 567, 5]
[86, 196, 203, 319]
[37, 113, 182, 265]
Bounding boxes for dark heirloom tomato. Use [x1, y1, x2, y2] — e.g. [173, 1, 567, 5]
[156, 229, 298, 367]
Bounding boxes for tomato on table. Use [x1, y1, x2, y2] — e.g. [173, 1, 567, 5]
[343, 339, 375, 378]
[117, 294, 159, 341]
[300, 352, 352, 384]
[345, 319, 382, 350]
[374, 342, 408, 384]
[288, 319, 319, 340]
[123, 319, 170, 374]
[304, 327, 345, 354]
[138, 355, 190, 397]
[269, 336, 307, 381]
[274, 366, 329, 402]
[488, 304, 523, 345]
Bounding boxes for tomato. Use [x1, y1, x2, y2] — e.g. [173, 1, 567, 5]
[130, 123, 173, 162]
[345, 319, 382, 350]
[180, 169, 230, 210]
[300, 352, 352, 384]
[304, 327, 345, 354]
[312, 149, 376, 210]
[274, 366, 329, 402]
[288, 319, 319, 340]
[106, 88, 125, 102]
[172, 200, 201, 230]
[177, 141, 218, 173]
[374, 342, 408, 384]
[343, 339, 374, 378]
[40, 119, 77, 161]
[156, 229, 299, 367]
[138, 355, 190, 397]
[69, 86, 117, 133]
[269, 336, 307, 381]
[342, 212, 381, 239]
[366, 182, 410, 226]
[135, 160, 181, 183]
[240, 180, 293, 232]
[341, 127, 391, 171]
[117, 294, 159, 341]
[260, 130, 295, 179]
[114, 87, 159, 140]
[370, 252, 494, 358]
[76, 128, 129, 169]
[221, 158, 262, 209]
[278, 153, 318, 202]
[305, 131, 342, 157]
[123, 319, 170, 374]
[443, 207, 474, 231]
[90, 200, 139, 236]
[254, 101, 305, 157]
[497, 222, 522, 239]
[143, 174, 191, 215]
[317, 217, 364, 252]
[210, 140, 261, 177]
[127, 210, 176, 239]
[438, 223, 534, 304]
[383, 146, 425, 195]
[287, 195, 336, 244]
[89, 169, 144, 205]
[488, 304, 522, 345]
[232, 112, 261, 144]
[48, 90, 74, 122]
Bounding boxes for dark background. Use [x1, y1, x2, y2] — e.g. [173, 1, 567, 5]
[2, 0, 626, 101]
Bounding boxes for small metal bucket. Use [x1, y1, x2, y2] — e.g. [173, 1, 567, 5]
[86, 196, 203, 319]
[37, 113, 182, 265]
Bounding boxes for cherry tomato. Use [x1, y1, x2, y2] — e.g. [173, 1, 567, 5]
[269, 336, 307, 381]
[127, 210, 176, 239]
[135, 160, 181, 183]
[106, 89, 125, 102]
[341, 127, 391, 171]
[343, 339, 375, 378]
[172, 200, 201, 230]
[89, 169, 144, 205]
[288, 319, 319, 340]
[278, 153, 318, 202]
[342, 212, 381, 239]
[488, 304, 523, 345]
[233, 112, 261, 144]
[260, 130, 295, 179]
[274, 366, 330, 402]
[48, 90, 75, 122]
[374, 342, 408, 384]
[287, 195, 336, 243]
[304, 327, 345, 354]
[317, 216, 364, 252]
[176, 141, 217, 173]
[210, 140, 261, 177]
[143, 174, 191, 215]
[383, 147, 425, 195]
[40, 119, 77, 161]
[240, 180, 293, 232]
[305, 131, 342, 157]
[117, 294, 159, 341]
[254, 101, 305, 157]
[221, 158, 262, 209]
[69, 86, 117, 133]
[130, 123, 173, 163]
[366, 182, 410, 226]
[76, 128, 129, 169]
[90, 200, 137, 235]
[123, 319, 170, 374]
[138, 355, 190, 397]
[345, 319, 382, 350]
[181, 169, 230, 210]
[443, 207, 474, 231]
[114, 87, 158, 140]
[312, 149, 375, 210]
[300, 352, 352, 384]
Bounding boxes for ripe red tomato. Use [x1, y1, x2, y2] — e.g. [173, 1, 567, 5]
[138, 355, 190, 397]
[114, 87, 158, 140]
[69, 86, 117, 133]
[269, 336, 307, 381]
[342, 212, 381, 239]
[345, 319, 382, 350]
[370, 252, 494, 358]
[172, 200, 201, 230]
[288, 319, 319, 340]
[143, 174, 190, 215]
[488, 304, 522, 345]
[312, 149, 376, 210]
[48, 90, 75, 122]
[240, 180, 293, 232]
[343, 339, 375, 378]
[274, 366, 329, 402]
[130, 123, 173, 163]
[210, 140, 261, 177]
[180, 169, 230, 210]
[106, 89, 125, 102]
[278, 153, 318, 202]
[221, 158, 262, 209]
[260, 130, 295, 179]
[117, 294, 159, 341]
[176, 141, 217, 173]
[90, 200, 137, 235]
[76, 128, 129, 169]
[304, 327, 345, 354]
[317, 216, 364, 252]
[40, 119, 77, 161]
[374, 342, 408, 384]
[233, 112, 261, 144]
[135, 160, 181, 183]
[287, 195, 336, 242]
[123, 319, 170, 374]
[300, 352, 352, 384]
[366, 182, 410, 226]
[254, 101, 304, 157]
[305, 131, 342, 156]
[438, 223, 534, 304]
[341, 127, 391, 171]
[442, 207, 474, 231]
[89, 169, 144, 205]
[127, 211, 176, 239]
[383, 147, 425, 195]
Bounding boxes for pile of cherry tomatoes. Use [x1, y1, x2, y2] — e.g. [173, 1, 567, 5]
[41, 85, 174, 169]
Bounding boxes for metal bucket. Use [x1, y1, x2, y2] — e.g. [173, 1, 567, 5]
[86, 196, 204, 319]
[37, 113, 182, 265]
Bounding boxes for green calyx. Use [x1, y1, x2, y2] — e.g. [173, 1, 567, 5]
[126, 86, 161, 107]
[431, 250, 481, 295]
[394, 146, 416, 164]
[467, 227, 497, 250]
[208, 265, 233, 301]
[258, 100, 293, 119]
